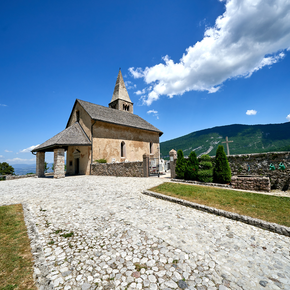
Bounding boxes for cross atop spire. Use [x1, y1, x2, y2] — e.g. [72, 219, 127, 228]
[109, 69, 133, 113]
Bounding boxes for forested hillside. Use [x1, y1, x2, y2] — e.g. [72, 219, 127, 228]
[160, 122, 290, 158]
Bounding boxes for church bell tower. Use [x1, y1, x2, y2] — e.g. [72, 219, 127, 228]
[109, 69, 133, 113]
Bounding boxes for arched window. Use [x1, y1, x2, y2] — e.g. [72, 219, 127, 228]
[121, 141, 126, 158]
[150, 142, 153, 154]
[76, 110, 80, 122]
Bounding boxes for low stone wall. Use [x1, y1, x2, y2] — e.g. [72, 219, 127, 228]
[170, 150, 290, 190]
[227, 152, 290, 190]
[91, 161, 144, 177]
[231, 176, 271, 192]
[0, 174, 36, 181]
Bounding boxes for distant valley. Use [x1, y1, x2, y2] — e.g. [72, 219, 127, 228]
[12, 163, 53, 175]
[160, 122, 290, 158]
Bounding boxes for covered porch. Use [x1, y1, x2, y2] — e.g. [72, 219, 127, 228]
[31, 122, 91, 178]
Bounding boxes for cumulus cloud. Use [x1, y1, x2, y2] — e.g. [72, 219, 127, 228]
[5, 149, 12, 153]
[124, 81, 136, 90]
[246, 110, 257, 116]
[0, 155, 3, 158]
[287, 114, 290, 121]
[135, 89, 146, 95]
[0, 104, 7, 107]
[147, 109, 159, 119]
[129, 0, 290, 105]
[20, 145, 40, 153]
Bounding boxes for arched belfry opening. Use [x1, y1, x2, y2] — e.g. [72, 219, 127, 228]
[109, 69, 133, 113]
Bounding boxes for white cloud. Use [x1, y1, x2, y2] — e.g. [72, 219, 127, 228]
[147, 109, 159, 119]
[129, 0, 290, 105]
[124, 81, 136, 90]
[5, 149, 12, 153]
[286, 114, 290, 121]
[135, 89, 146, 95]
[0, 104, 7, 107]
[246, 110, 257, 116]
[5, 158, 35, 164]
[20, 145, 40, 153]
[0, 155, 4, 158]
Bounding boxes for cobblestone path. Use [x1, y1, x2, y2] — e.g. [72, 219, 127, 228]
[0, 176, 289, 290]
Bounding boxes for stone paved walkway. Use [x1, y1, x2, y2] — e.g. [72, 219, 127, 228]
[0, 176, 290, 290]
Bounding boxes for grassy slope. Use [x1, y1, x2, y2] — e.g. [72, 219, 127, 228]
[160, 122, 290, 158]
[0, 204, 36, 290]
[150, 183, 290, 227]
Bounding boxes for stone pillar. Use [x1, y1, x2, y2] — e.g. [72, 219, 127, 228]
[169, 149, 177, 179]
[143, 154, 150, 177]
[54, 148, 65, 178]
[36, 152, 45, 177]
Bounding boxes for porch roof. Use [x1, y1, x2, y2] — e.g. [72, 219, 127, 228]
[32, 122, 91, 152]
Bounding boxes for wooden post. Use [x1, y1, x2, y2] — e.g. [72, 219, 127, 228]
[222, 136, 233, 156]
[143, 154, 150, 177]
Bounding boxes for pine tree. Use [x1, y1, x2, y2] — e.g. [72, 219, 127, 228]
[175, 149, 186, 179]
[185, 151, 199, 180]
[213, 145, 232, 184]
[198, 154, 213, 183]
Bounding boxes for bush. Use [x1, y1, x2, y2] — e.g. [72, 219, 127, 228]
[213, 145, 232, 184]
[175, 150, 186, 179]
[185, 151, 199, 180]
[95, 159, 107, 163]
[0, 162, 15, 175]
[198, 154, 213, 183]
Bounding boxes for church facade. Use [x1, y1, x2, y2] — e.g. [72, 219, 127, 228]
[32, 70, 163, 178]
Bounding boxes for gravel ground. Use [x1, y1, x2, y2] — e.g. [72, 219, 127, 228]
[0, 176, 290, 290]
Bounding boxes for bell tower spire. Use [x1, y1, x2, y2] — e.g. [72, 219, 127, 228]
[109, 69, 133, 113]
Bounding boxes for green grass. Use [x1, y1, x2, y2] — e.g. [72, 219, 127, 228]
[149, 182, 290, 227]
[0, 204, 36, 290]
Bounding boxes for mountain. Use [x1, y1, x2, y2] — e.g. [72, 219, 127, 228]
[11, 163, 54, 175]
[160, 122, 290, 158]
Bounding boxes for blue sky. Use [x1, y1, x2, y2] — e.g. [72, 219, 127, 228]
[1, 0, 290, 164]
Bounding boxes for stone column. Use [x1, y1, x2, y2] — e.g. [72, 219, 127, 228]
[169, 149, 177, 179]
[36, 152, 45, 177]
[54, 148, 65, 178]
[143, 154, 150, 177]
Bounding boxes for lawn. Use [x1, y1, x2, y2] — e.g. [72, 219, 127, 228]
[0, 204, 36, 290]
[149, 182, 290, 227]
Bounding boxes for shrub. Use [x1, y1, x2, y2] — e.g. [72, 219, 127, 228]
[198, 154, 213, 183]
[175, 150, 186, 179]
[213, 145, 232, 184]
[185, 151, 199, 180]
[95, 159, 107, 163]
[0, 162, 15, 175]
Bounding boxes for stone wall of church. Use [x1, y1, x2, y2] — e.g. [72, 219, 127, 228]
[67, 102, 92, 140]
[92, 121, 160, 163]
[66, 146, 91, 175]
[91, 161, 144, 177]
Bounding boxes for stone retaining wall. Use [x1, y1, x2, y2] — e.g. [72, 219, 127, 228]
[227, 152, 290, 190]
[91, 161, 144, 177]
[0, 174, 36, 181]
[231, 176, 271, 192]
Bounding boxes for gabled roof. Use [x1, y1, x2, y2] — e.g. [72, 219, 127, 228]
[109, 70, 132, 104]
[32, 122, 91, 152]
[68, 99, 163, 136]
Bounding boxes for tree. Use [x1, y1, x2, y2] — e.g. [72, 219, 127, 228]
[198, 154, 213, 183]
[175, 150, 186, 179]
[213, 145, 232, 184]
[185, 151, 199, 180]
[0, 162, 15, 175]
[44, 162, 49, 173]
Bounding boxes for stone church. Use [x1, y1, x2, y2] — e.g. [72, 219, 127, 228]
[32, 70, 163, 178]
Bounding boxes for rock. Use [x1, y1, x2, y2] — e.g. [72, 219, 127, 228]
[259, 280, 268, 287]
[178, 279, 188, 289]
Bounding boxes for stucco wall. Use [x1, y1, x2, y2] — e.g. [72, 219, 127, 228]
[66, 146, 91, 175]
[67, 102, 92, 140]
[92, 121, 160, 163]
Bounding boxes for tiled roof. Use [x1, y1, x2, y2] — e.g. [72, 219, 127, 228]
[32, 122, 91, 152]
[76, 99, 163, 136]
